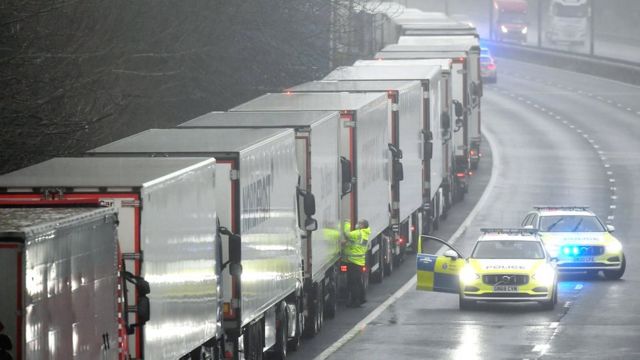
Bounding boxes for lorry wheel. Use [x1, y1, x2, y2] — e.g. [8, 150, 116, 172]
[371, 248, 384, 284]
[324, 279, 337, 319]
[315, 284, 324, 333]
[272, 304, 288, 360]
[245, 322, 264, 360]
[286, 302, 301, 352]
[603, 254, 626, 280]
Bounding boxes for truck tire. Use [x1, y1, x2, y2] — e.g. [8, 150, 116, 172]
[272, 304, 288, 360]
[304, 284, 324, 337]
[324, 277, 337, 319]
[603, 254, 626, 280]
[370, 244, 384, 284]
[244, 322, 264, 360]
[287, 301, 301, 352]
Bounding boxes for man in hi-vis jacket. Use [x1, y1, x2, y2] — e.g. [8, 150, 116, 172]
[342, 219, 370, 307]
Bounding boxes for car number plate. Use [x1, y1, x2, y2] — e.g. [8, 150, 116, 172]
[574, 257, 594, 262]
[493, 285, 518, 292]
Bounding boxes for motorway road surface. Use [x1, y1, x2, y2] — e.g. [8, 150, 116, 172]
[288, 59, 640, 360]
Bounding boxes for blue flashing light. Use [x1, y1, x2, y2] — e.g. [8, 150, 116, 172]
[563, 247, 570, 255]
[572, 247, 579, 255]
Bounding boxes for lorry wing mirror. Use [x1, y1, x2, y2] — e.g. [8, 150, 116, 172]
[388, 143, 403, 159]
[453, 100, 464, 118]
[302, 191, 316, 216]
[440, 112, 451, 130]
[340, 156, 353, 196]
[606, 224, 615, 233]
[137, 296, 151, 325]
[393, 160, 404, 181]
[305, 218, 318, 231]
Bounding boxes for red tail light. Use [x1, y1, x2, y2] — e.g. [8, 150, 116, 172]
[361, 266, 367, 273]
[488, 63, 496, 70]
[410, 225, 416, 232]
[396, 237, 406, 246]
[470, 149, 476, 156]
[340, 265, 348, 272]
[456, 172, 466, 178]
[225, 351, 234, 359]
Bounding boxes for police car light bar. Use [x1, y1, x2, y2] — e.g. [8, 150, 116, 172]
[532, 205, 590, 211]
[480, 228, 538, 234]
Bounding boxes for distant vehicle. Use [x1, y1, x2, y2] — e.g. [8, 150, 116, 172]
[480, 55, 498, 83]
[480, 47, 492, 57]
[522, 206, 626, 279]
[492, 0, 529, 43]
[546, 0, 590, 45]
[416, 228, 558, 310]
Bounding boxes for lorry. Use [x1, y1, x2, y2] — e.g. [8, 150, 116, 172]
[285, 80, 422, 264]
[0, 207, 129, 360]
[546, 0, 589, 45]
[492, 0, 529, 43]
[230, 92, 392, 296]
[0, 157, 221, 360]
[88, 128, 307, 360]
[177, 111, 342, 338]
[378, 41, 483, 173]
[321, 65, 453, 237]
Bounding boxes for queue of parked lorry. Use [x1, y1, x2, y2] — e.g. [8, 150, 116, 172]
[0, 4, 493, 360]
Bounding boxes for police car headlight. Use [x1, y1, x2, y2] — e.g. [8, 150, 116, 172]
[546, 245, 559, 258]
[501, 25, 508, 33]
[521, 27, 528, 35]
[606, 241, 623, 253]
[459, 264, 479, 284]
[533, 264, 555, 285]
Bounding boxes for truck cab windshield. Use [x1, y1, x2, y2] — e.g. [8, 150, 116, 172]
[553, 4, 589, 18]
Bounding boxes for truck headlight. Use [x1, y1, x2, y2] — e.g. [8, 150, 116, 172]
[533, 264, 555, 285]
[459, 264, 479, 284]
[521, 27, 528, 35]
[606, 241, 623, 253]
[501, 25, 508, 33]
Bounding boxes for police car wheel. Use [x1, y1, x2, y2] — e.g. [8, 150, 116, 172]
[459, 294, 475, 310]
[603, 254, 626, 280]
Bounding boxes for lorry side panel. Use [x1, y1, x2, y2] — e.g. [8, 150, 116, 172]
[468, 49, 482, 145]
[429, 76, 445, 197]
[397, 85, 424, 221]
[309, 116, 341, 280]
[140, 160, 219, 359]
[451, 62, 466, 157]
[355, 99, 391, 239]
[239, 131, 300, 326]
[23, 209, 119, 359]
[0, 242, 20, 360]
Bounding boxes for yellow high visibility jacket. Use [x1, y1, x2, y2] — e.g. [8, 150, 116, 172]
[343, 221, 370, 266]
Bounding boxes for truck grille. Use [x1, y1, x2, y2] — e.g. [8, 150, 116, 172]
[483, 274, 529, 286]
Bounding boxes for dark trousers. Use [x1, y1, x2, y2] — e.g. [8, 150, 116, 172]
[347, 262, 366, 305]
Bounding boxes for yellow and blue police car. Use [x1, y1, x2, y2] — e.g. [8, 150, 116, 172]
[417, 228, 558, 310]
[521, 206, 625, 279]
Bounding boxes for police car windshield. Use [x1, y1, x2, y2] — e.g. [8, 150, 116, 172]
[539, 215, 605, 232]
[472, 240, 545, 259]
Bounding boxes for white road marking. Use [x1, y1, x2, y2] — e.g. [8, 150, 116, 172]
[608, 216, 615, 220]
[593, 145, 600, 149]
[562, 120, 568, 124]
[610, 187, 617, 191]
[575, 284, 583, 290]
[564, 301, 571, 308]
[313, 129, 502, 360]
[556, 116, 563, 120]
[604, 164, 610, 168]
[609, 178, 616, 183]
[611, 195, 618, 200]
[607, 171, 613, 175]
[627, 108, 632, 111]
[610, 205, 617, 209]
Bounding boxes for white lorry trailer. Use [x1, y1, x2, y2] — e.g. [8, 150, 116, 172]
[0, 157, 221, 360]
[0, 207, 125, 360]
[378, 42, 483, 174]
[178, 111, 342, 337]
[285, 80, 423, 260]
[230, 92, 392, 291]
[321, 65, 449, 237]
[88, 128, 305, 360]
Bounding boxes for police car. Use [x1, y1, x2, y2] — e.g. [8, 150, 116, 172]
[521, 206, 626, 279]
[416, 228, 558, 310]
